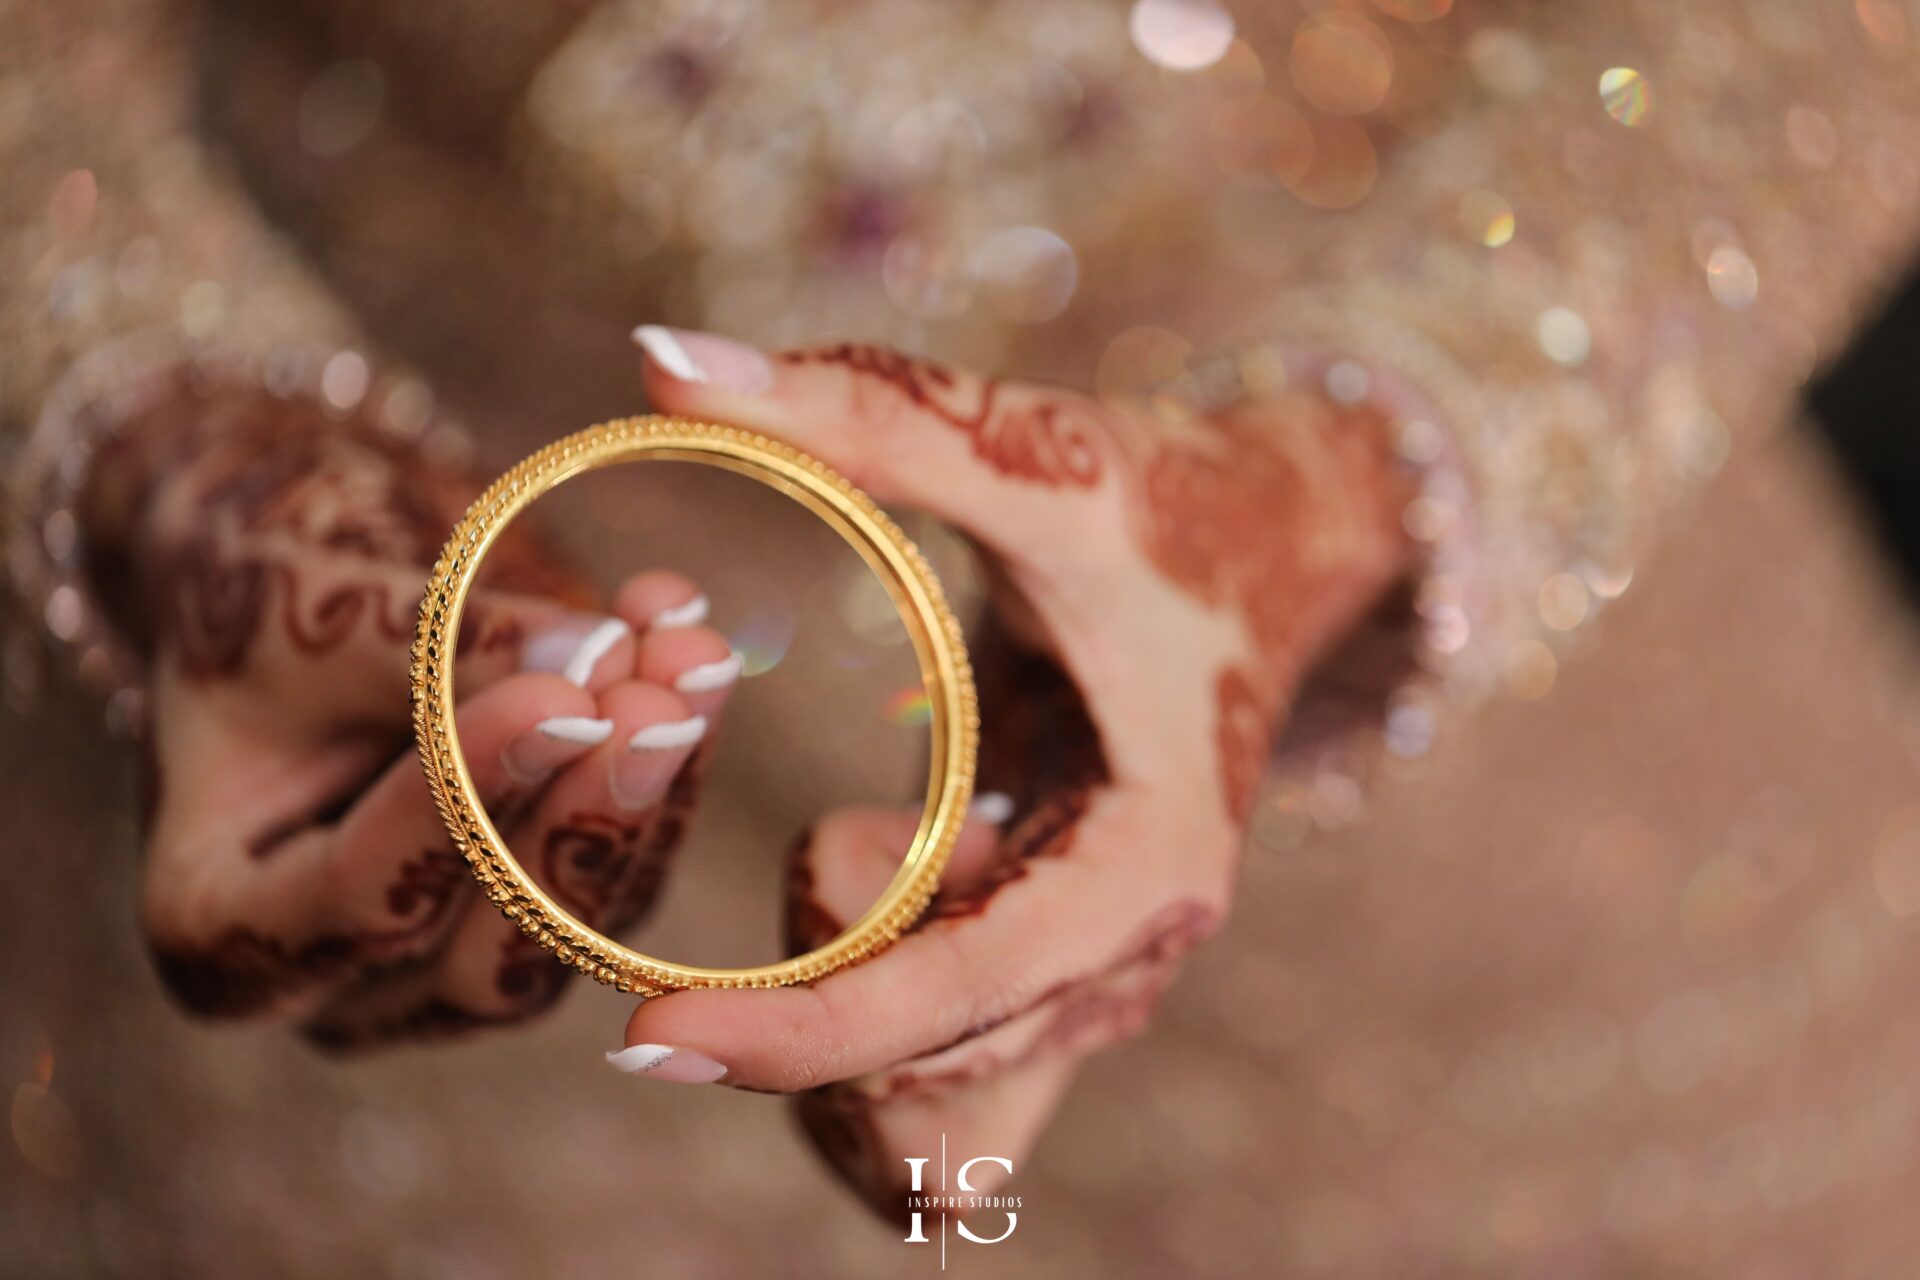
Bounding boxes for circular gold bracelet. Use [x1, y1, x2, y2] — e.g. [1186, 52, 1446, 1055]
[410, 416, 977, 996]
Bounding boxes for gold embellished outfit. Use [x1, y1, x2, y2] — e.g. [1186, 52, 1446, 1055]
[6, 0, 1919, 747]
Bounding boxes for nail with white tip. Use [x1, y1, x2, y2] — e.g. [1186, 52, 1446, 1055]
[605, 1043, 727, 1085]
[564, 618, 630, 686]
[632, 325, 707, 384]
[674, 652, 743, 694]
[632, 325, 774, 394]
[650, 593, 710, 629]
[611, 716, 708, 809]
[522, 616, 631, 688]
[969, 791, 1015, 826]
[629, 716, 707, 751]
[501, 717, 613, 786]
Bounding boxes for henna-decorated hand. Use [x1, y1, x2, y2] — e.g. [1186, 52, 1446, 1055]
[89, 380, 742, 1045]
[624, 330, 1417, 1215]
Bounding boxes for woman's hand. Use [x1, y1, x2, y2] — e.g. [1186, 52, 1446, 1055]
[627, 329, 1418, 1213]
[94, 378, 742, 1045]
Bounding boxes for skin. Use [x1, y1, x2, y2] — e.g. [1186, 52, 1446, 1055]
[629, 339, 1417, 1215]
[87, 377, 741, 1040]
[109, 338, 1417, 1219]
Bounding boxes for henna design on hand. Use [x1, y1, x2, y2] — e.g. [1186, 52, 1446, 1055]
[892, 898, 1220, 1099]
[782, 344, 1103, 488]
[87, 377, 588, 681]
[151, 842, 467, 1017]
[150, 926, 359, 1018]
[925, 606, 1111, 921]
[373, 846, 470, 943]
[1133, 398, 1411, 696]
[495, 929, 571, 1011]
[540, 811, 646, 922]
[794, 900, 1221, 1219]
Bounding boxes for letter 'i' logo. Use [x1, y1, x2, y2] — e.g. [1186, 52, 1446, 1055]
[904, 1158, 932, 1244]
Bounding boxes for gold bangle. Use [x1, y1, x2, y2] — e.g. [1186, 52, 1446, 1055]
[409, 416, 977, 996]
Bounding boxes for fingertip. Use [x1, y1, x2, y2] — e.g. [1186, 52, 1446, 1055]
[946, 804, 1007, 885]
[614, 570, 708, 632]
[598, 680, 705, 810]
[462, 671, 600, 740]
[634, 325, 774, 398]
[636, 625, 741, 717]
[458, 672, 602, 796]
[521, 615, 634, 691]
[597, 679, 698, 734]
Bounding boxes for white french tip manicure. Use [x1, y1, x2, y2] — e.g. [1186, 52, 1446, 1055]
[633, 325, 708, 384]
[536, 717, 614, 745]
[606, 1044, 674, 1073]
[605, 1043, 728, 1083]
[969, 791, 1015, 826]
[563, 618, 630, 687]
[629, 715, 708, 751]
[674, 653, 743, 694]
[651, 594, 710, 629]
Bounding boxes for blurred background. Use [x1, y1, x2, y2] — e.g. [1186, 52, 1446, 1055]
[10, 0, 1920, 1275]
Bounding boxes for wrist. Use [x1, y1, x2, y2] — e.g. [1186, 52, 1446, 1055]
[1171, 345, 1479, 837]
[8, 343, 483, 727]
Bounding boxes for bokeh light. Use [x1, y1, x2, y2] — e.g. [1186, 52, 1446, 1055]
[1286, 119, 1378, 209]
[972, 226, 1078, 323]
[1097, 325, 1194, 402]
[1598, 67, 1652, 126]
[1129, 0, 1236, 72]
[1536, 306, 1592, 366]
[297, 59, 384, 156]
[882, 686, 933, 728]
[1459, 189, 1516, 247]
[1208, 96, 1314, 188]
[1290, 13, 1394, 117]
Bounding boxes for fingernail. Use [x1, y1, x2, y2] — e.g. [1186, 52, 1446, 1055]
[674, 652, 742, 694]
[969, 791, 1015, 826]
[650, 593, 710, 629]
[611, 716, 708, 809]
[629, 716, 707, 750]
[501, 717, 613, 786]
[632, 325, 774, 395]
[523, 616, 630, 687]
[605, 1043, 727, 1084]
